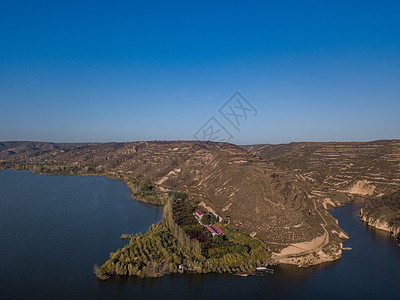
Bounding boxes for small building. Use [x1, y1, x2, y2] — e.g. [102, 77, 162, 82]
[205, 225, 218, 236]
[211, 225, 225, 236]
[195, 210, 206, 218]
[178, 265, 184, 273]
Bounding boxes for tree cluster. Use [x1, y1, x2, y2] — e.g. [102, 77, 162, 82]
[97, 199, 270, 280]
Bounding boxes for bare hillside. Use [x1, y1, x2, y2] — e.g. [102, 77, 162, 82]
[0, 140, 345, 264]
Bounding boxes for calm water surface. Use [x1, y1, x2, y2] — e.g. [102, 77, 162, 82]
[1, 170, 399, 299]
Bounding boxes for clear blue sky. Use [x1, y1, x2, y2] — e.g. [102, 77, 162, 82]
[0, 1, 399, 144]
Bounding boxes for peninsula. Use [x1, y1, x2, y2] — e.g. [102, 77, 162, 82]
[1, 139, 399, 276]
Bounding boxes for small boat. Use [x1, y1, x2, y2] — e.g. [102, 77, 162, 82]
[235, 272, 255, 277]
[256, 266, 267, 271]
[265, 268, 274, 274]
[298, 265, 302, 268]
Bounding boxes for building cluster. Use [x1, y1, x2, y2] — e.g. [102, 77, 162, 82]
[194, 210, 226, 237]
[204, 224, 226, 236]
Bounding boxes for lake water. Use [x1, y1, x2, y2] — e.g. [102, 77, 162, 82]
[1, 170, 399, 299]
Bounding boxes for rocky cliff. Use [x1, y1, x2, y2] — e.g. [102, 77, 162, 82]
[360, 190, 400, 242]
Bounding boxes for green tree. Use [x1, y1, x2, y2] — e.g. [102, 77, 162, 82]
[210, 214, 218, 224]
[201, 214, 210, 225]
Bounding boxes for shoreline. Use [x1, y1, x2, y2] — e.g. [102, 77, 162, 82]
[0, 167, 273, 279]
[271, 232, 344, 267]
[3, 167, 396, 273]
[0, 166, 166, 207]
[360, 208, 400, 244]
[0, 167, 351, 269]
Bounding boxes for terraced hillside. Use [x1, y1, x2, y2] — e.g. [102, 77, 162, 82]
[244, 140, 400, 208]
[0, 141, 345, 265]
[244, 140, 400, 246]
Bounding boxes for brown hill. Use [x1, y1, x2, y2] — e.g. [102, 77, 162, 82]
[243, 140, 400, 207]
[243, 140, 400, 246]
[0, 140, 345, 265]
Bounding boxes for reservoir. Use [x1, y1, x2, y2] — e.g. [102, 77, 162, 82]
[1, 170, 399, 299]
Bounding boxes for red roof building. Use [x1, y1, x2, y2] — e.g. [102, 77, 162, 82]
[195, 210, 205, 217]
[205, 225, 218, 236]
[211, 225, 225, 236]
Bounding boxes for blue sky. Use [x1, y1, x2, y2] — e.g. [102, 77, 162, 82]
[0, 1, 399, 144]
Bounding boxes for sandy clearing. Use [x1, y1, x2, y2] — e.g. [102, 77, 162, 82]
[322, 197, 336, 209]
[222, 202, 232, 212]
[198, 201, 221, 219]
[273, 232, 327, 257]
[346, 180, 376, 196]
[155, 168, 181, 185]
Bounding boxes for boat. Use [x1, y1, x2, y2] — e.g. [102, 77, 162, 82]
[235, 272, 255, 277]
[255, 266, 274, 274]
[265, 268, 274, 274]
